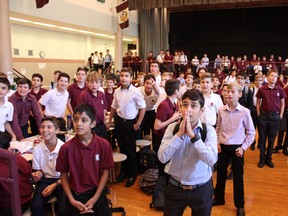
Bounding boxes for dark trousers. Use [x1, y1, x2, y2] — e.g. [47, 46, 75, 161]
[92, 121, 109, 141]
[31, 178, 66, 216]
[141, 110, 156, 137]
[164, 180, 213, 216]
[114, 115, 138, 177]
[21, 124, 29, 138]
[250, 106, 258, 146]
[214, 144, 244, 208]
[258, 112, 280, 162]
[29, 115, 38, 136]
[104, 62, 111, 70]
[67, 189, 110, 216]
[276, 110, 288, 148]
[152, 133, 163, 153]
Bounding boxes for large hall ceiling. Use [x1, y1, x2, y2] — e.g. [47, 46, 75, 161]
[128, 0, 288, 11]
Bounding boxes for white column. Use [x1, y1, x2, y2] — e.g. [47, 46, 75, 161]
[114, 0, 123, 72]
[0, 0, 13, 80]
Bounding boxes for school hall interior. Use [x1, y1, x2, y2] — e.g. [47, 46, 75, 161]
[1, 0, 288, 216]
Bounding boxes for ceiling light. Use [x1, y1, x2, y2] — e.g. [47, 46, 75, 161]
[10, 17, 32, 23]
[32, 22, 56, 27]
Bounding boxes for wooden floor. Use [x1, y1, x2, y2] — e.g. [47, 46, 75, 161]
[107, 147, 288, 216]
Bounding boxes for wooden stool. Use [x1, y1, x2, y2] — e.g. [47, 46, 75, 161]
[47, 196, 57, 216]
[109, 152, 127, 183]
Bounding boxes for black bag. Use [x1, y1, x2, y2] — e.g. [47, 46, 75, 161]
[149, 174, 169, 211]
[139, 168, 159, 194]
[139, 148, 158, 169]
[108, 199, 126, 216]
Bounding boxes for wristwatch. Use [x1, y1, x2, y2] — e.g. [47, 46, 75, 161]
[191, 134, 201, 143]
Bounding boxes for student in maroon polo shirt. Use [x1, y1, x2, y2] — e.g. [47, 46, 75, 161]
[0, 132, 33, 215]
[67, 67, 88, 115]
[9, 78, 43, 140]
[78, 72, 109, 141]
[256, 69, 286, 168]
[154, 79, 182, 154]
[104, 76, 115, 112]
[29, 73, 48, 135]
[56, 104, 113, 215]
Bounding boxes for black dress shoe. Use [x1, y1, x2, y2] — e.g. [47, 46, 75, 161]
[212, 199, 225, 206]
[273, 146, 282, 153]
[266, 160, 274, 168]
[125, 176, 136, 187]
[237, 208, 245, 216]
[257, 160, 265, 168]
[115, 172, 126, 183]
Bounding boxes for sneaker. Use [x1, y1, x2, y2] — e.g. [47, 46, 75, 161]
[266, 160, 274, 168]
[257, 160, 265, 168]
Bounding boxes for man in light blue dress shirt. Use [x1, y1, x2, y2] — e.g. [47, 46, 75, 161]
[158, 89, 218, 216]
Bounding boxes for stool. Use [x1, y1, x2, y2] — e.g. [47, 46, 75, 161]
[143, 134, 152, 141]
[109, 152, 127, 183]
[136, 139, 151, 148]
[47, 196, 57, 216]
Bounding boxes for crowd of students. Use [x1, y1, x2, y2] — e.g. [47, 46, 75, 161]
[0, 59, 287, 216]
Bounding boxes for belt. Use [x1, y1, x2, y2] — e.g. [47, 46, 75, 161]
[72, 188, 96, 196]
[169, 177, 207, 191]
[261, 111, 279, 115]
[116, 115, 136, 122]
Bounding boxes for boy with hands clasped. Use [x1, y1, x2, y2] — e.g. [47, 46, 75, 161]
[158, 89, 218, 216]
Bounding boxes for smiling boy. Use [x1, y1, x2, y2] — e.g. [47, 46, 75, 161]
[158, 89, 218, 216]
[39, 72, 70, 131]
[56, 104, 113, 215]
[9, 78, 42, 140]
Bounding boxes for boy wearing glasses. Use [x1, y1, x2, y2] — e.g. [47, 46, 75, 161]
[158, 89, 218, 216]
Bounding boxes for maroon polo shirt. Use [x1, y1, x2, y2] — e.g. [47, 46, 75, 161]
[256, 85, 286, 113]
[0, 155, 33, 208]
[164, 54, 174, 62]
[132, 56, 142, 63]
[68, 83, 88, 110]
[56, 133, 114, 194]
[146, 56, 156, 63]
[78, 89, 107, 124]
[284, 88, 288, 110]
[154, 97, 179, 137]
[30, 88, 48, 101]
[104, 88, 114, 112]
[8, 92, 42, 140]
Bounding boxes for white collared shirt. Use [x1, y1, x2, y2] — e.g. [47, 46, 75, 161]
[158, 121, 218, 185]
[0, 99, 14, 132]
[200, 91, 223, 126]
[39, 88, 69, 118]
[111, 84, 146, 119]
[138, 86, 159, 111]
[33, 138, 64, 178]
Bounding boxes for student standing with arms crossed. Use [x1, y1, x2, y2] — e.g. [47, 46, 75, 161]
[213, 83, 255, 216]
[256, 69, 285, 168]
[107, 68, 146, 187]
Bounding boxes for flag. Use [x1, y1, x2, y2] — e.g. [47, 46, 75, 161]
[116, 0, 129, 29]
[35, 0, 49, 8]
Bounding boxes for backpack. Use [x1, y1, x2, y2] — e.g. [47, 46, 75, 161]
[149, 173, 169, 210]
[173, 122, 207, 141]
[149, 123, 208, 211]
[139, 168, 159, 195]
[138, 148, 158, 169]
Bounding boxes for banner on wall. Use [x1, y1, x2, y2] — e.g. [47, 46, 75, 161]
[35, 0, 49, 8]
[116, 0, 129, 29]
